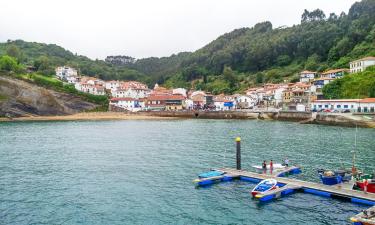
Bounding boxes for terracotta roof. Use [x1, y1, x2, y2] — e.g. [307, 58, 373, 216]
[312, 99, 361, 103]
[120, 81, 148, 90]
[314, 77, 335, 81]
[147, 94, 185, 101]
[359, 98, 375, 103]
[351, 56, 375, 62]
[322, 69, 348, 75]
[300, 70, 317, 74]
[110, 97, 138, 101]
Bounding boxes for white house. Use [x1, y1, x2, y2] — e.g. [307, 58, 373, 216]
[55, 66, 78, 80]
[66, 75, 80, 84]
[173, 88, 187, 97]
[320, 69, 348, 79]
[112, 81, 149, 99]
[110, 97, 144, 111]
[213, 95, 234, 111]
[105, 81, 120, 92]
[235, 95, 256, 109]
[350, 57, 375, 73]
[299, 70, 317, 83]
[311, 98, 375, 113]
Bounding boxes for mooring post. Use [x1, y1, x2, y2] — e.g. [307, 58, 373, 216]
[236, 137, 241, 170]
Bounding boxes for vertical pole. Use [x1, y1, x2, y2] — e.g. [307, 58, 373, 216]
[236, 137, 241, 170]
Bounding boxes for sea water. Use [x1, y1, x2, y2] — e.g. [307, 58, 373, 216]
[0, 120, 374, 224]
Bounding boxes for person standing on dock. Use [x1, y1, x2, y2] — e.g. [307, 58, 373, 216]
[270, 160, 273, 174]
[262, 160, 267, 174]
[284, 158, 289, 167]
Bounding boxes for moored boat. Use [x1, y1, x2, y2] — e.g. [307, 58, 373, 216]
[198, 170, 225, 179]
[251, 179, 278, 197]
[355, 174, 375, 193]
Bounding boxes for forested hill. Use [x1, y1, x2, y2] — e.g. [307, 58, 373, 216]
[0, 0, 374, 94]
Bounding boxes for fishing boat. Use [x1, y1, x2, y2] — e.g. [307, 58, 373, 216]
[251, 179, 278, 197]
[355, 174, 375, 193]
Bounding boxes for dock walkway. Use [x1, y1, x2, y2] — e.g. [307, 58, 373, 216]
[219, 168, 375, 203]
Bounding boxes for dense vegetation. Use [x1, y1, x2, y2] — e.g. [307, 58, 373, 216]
[322, 66, 375, 99]
[0, 0, 374, 95]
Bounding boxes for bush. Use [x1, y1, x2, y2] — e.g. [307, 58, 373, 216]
[0, 55, 22, 72]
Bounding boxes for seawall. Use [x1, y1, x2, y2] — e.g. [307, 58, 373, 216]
[137, 111, 260, 119]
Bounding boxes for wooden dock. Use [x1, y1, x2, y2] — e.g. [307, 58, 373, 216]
[218, 168, 375, 204]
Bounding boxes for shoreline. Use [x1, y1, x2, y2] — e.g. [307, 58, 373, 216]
[1, 111, 374, 128]
[0, 112, 178, 122]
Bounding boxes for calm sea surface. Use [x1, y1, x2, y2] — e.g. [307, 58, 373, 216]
[0, 119, 374, 225]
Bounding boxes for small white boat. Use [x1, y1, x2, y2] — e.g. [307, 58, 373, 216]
[251, 179, 278, 197]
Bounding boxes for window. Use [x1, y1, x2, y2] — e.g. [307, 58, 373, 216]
[344, 105, 348, 108]
[351, 105, 354, 108]
[337, 105, 341, 108]
[318, 105, 322, 108]
[325, 105, 329, 108]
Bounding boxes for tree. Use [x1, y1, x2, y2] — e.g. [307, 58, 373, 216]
[223, 66, 236, 88]
[255, 72, 264, 84]
[6, 44, 24, 62]
[304, 54, 320, 71]
[301, 9, 326, 23]
[0, 55, 20, 72]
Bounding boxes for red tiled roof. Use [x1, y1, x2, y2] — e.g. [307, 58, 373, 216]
[312, 99, 361, 103]
[147, 94, 185, 101]
[322, 69, 348, 75]
[351, 56, 375, 62]
[359, 98, 375, 103]
[110, 97, 138, 102]
[300, 70, 317, 74]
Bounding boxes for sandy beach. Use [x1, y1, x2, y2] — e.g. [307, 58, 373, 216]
[0, 112, 176, 122]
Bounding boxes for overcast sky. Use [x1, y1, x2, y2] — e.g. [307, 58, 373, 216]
[0, 0, 357, 60]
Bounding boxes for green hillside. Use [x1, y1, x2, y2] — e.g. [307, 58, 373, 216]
[323, 66, 375, 99]
[0, 0, 374, 95]
[0, 40, 148, 82]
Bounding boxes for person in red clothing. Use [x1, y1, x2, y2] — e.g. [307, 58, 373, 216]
[270, 160, 274, 174]
[364, 179, 369, 194]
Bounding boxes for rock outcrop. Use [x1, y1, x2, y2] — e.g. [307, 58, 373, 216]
[0, 76, 98, 117]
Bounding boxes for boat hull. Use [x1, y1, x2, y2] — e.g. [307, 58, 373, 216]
[356, 181, 375, 193]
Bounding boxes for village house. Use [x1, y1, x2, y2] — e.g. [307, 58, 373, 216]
[311, 98, 375, 113]
[55, 66, 78, 81]
[234, 94, 256, 109]
[282, 83, 316, 111]
[105, 80, 120, 92]
[146, 94, 186, 111]
[75, 77, 106, 95]
[172, 88, 187, 97]
[299, 70, 317, 83]
[350, 56, 375, 73]
[109, 97, 144, 112]
[213, 95, 234, 111]
[320, 69, 348, 79]
[112, 81, 149, 99]
[312, 77, 335, 99]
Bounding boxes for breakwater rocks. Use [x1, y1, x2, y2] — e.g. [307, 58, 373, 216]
[137, 110, 375, 128]
[138, 111, 260, 119]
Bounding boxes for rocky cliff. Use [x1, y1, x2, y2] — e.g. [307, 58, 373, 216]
[0, 76, 98, 117]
